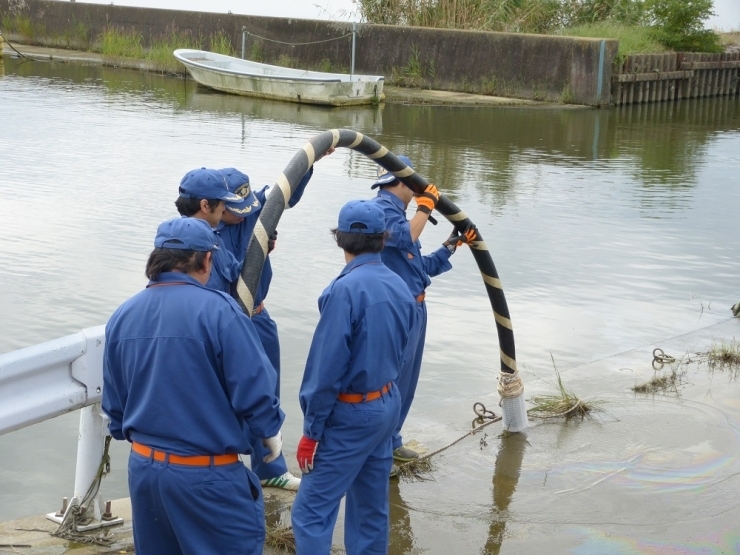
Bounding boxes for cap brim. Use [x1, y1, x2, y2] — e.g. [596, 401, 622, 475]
[226, 193, 261, 216]
[220, 191, 243, 202]
[371, 174, 397, 189]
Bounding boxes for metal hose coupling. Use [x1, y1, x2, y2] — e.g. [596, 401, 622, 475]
[497, 371, 528, 433]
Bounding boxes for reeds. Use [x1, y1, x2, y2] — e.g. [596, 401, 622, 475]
[706, 340, 740, 377]
[265, 524, 296, 553]
[528, 356, 597, 419]
[395, 456, 434, 482]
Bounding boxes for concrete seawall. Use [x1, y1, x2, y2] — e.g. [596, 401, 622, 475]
[0, 0, 617, 106]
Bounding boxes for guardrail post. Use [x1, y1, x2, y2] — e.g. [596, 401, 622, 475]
[242, 26, 246, 60]
[47, 404, 123, 529]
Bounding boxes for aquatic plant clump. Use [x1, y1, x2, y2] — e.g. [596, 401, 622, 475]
[528, 357, 599, 419]
[396, 456, 435, 482]
[265, 523, 296, 553]
[706, 340, 740, 376]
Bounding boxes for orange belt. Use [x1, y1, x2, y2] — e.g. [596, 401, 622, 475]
[416, 291, 426, 303]
[338, 382, 392, 403]
[132, 442, 239, 467]
[253, 302, 264, 315]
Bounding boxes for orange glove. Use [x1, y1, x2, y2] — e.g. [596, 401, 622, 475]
[443, 224, 477, 253]
[415, 184, 440, 215]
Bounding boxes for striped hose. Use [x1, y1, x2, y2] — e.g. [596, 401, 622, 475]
[236, 129, 518, 379]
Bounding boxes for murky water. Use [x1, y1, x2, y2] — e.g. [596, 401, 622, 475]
[1, 57, 739, 553]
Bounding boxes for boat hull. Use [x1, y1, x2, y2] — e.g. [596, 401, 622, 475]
[175, 50, 384, 107]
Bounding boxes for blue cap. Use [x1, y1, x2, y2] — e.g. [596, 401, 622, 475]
[337, 200, 385, 234]
[371, 155, 413, 189]
[154, 217, 219, 251]
[179, 168, 242, 202]
[219, 168, 261, 217]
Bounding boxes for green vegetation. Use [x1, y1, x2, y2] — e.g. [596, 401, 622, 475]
[209, 29, 235, 56]
[147, 26, 201, 73]
[100, 26, 145, 60]
[562, 21, 666, 57]
[357, 0, 723, 53]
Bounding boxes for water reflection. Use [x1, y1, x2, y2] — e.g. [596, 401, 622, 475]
[483, 433, 527, 555]
[389, 480, 415, 554]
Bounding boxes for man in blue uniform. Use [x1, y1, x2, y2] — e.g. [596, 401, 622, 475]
[291, 200, 416, 555]
[215, 166, 314, 491]
[174, 167, 242, 293]
[371, 156, 475, 462]
[102, 217, 284, 555]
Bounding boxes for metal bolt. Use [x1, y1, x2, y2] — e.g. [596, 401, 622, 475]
[102, 500, 115, 521]
[55, 497, 68, 517]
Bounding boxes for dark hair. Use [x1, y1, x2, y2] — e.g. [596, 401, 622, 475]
[175, 197, 222, 217]
[331, 227, 388, 255]
[145, 248, 209, 280]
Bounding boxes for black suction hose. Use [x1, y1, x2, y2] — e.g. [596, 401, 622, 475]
[235, 129, 517, 376]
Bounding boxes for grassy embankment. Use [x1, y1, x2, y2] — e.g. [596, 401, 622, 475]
[0, 9, 236, 74]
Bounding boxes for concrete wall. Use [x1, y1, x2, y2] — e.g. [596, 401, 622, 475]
[0, 0, 617, 106]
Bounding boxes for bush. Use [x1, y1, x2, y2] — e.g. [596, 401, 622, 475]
[644, 0, 722, 52]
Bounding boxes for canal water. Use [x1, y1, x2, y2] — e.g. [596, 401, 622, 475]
[1, 57, 739, 553]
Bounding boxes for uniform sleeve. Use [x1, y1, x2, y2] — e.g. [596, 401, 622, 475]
[288, 166, 313, 208]
[383, 209, 414, 252]
[219, 311, 285, 440]
[101, 331, 126, 441]
[223, 247, 242, 283]
[299, 289, 352, 441]
[422, 246, 453, 277]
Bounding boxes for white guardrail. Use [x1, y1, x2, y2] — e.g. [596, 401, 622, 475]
[0, 326, 122, 529]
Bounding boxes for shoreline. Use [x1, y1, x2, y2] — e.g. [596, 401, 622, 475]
[1, 43, 562, 108]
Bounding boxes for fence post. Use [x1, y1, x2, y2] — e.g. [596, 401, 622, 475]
[242, 26, 247, 60]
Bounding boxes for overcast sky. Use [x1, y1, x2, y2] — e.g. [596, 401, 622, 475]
[75, 0, 740, 30]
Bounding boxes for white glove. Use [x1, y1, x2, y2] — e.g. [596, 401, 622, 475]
[262, 432, 283, 463]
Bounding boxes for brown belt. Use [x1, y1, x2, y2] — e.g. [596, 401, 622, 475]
[132, 442, 239, 467]
[254, 302, 264, 315]
[416, 291, 426, 303]
[338, 382, 392, 403]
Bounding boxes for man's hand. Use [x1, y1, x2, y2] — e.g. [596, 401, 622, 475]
[415, 184, 440, 215]
[267, 230, 278, 254]
[262, 432, 283, 463]
[296, 435, 319, 474]
[443, 224, 478, 253]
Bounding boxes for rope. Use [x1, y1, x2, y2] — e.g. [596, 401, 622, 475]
[0, 30, 33, 60]
[399, 403, 502, 469]
[51, 436, 114, 546]
[497, 370, 524, 398]
[244, 30, 352, 47]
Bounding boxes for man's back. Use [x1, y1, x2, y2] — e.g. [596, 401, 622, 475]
[103, 272, 282, 456]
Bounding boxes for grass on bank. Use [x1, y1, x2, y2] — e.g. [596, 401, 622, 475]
[561, 21, 666, 59]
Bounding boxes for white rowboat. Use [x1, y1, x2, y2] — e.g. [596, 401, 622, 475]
[174, 49, 384, 107]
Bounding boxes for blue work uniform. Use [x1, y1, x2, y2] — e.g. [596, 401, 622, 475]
[373, 189, 453, 450]
[102, 272, 284, 555]
[291, 253, 415, 555]
[217, 167, 312, 480]
[204, 227, 241, 293]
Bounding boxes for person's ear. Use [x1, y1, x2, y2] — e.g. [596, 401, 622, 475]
[199, 198, 210, 213]
[202, 251, 213, 277]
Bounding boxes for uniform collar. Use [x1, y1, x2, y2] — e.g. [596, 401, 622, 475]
[147, 272, 203, 288]
[377, 189, 406, 211]
[339, 252, 382, 277]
